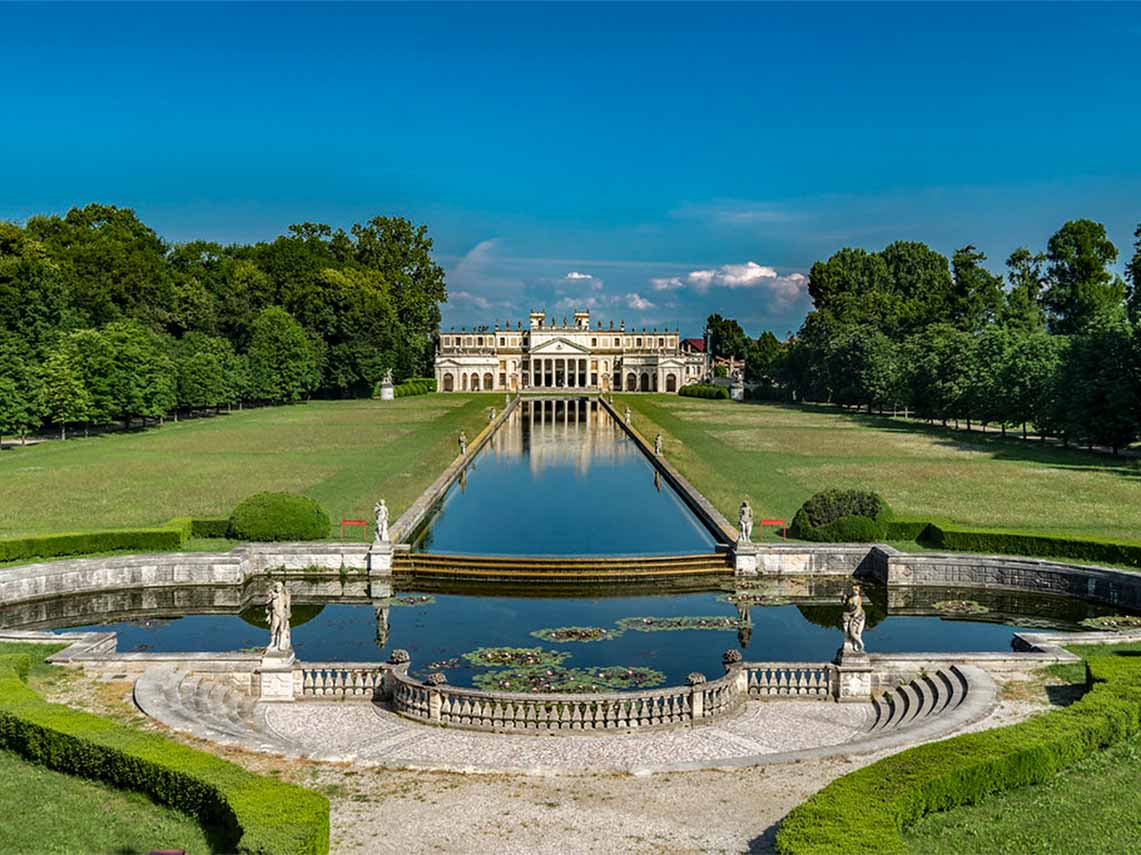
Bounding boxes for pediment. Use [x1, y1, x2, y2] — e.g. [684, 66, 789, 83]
[529, 337, 591, 355]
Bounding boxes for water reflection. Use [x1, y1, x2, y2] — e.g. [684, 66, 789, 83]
[412, 398, 720, 556]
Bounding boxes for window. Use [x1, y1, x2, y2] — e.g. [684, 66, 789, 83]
[658, 338, 664, 348]
[591, 337, 597, 347]
[465, 337, 472, 346]
[499, 338, 505, 347]
[614, 337, 620, 346]
[636, 337, 643, 347]
[477, 336, 484, 346]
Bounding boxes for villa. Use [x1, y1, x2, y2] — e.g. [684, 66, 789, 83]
[434, 309, 708, 393]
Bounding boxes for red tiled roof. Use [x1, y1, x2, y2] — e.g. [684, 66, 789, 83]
[682, 338, 705, 352]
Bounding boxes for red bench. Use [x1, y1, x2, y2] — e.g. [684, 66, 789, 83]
[340, 519, 369, 542]
[759, 519, 787, 541]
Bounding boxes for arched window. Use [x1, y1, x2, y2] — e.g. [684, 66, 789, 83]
[484, 372, 493, 389]
[443, 374, 455, 392]
[666, 374, 677, 392]
[640, 373, 650, 392]
[462, 373, 469, 391]
[626, 373, 637, 391]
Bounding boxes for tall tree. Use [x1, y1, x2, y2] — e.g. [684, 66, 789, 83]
[950, 245, 1003, 332]
[1126, 223, 1141, 325]
[246, 306, 319, 403]
[0, 336, 44, 444]
[1043, 219, 1124, 333]
[41, 345, 92, 439]
[1000, 248, 1048, 333]
[704, 314, 751, 360]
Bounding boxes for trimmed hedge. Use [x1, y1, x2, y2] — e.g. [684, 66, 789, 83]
[0, 653, 329, 854]
[917, 522, 1141, 569]
[190, 517, 232, 538]
[789, 489, 893, 542]
[374, 378, 436, 397]
[774, 649, 1141, 854]
[679, 383, 730, 400]
[883, 518, 931, 541]
[227, 492, 331, 542]
[0, 517, 194, 564]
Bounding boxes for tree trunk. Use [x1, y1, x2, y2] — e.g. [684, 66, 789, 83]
[1001, 424, 1006, 437]
[1022, 423, 1027, 439]
[20, 433, 27, 446]
[60, 425, 66, 441]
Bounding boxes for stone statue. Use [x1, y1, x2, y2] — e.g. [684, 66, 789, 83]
[841, 584, 866, 655]
[382, 367, 394, 385]
[373, 499, 389, 543]
[654, 433, 663, 455]
[624, 406, 632, 425]
[489, 407, 496, 422]
[266, 581, 292, 654]
[458, 430, 468, 455]
[737, 500, 753, 544]
[505, 392, 510, 407]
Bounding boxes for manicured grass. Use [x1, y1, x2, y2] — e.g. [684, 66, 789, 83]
[0, 395, 499, 537]
[0, 747, 217, 855]
[617, 395, 1141, 542]
[904, 646, 1141, 855]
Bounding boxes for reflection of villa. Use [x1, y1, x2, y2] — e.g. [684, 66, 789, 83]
[434, 309, 708, 393]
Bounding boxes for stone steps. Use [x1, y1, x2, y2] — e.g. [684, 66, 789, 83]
[868, 665, 972, 735]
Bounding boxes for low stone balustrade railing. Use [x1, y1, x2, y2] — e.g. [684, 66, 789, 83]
[298, 663, 393, 700]
[389, 669, 747, 733]
[741, 662, 833, 700]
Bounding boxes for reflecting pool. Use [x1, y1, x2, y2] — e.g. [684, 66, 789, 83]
[37, 579, 1132, 690]
[411, 398, 720, 556]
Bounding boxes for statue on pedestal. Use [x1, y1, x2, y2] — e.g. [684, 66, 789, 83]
[458, 430, 468, 455]
[841, 584, 866, 655]
[654, 433, 663, 455]
[624, 406, 632, 425]
[373, 499, 389, 543]
[737, 500, 753, 544]
[382, 367, 394, 385]
[266, 581, 292, 654]
[489, 407, 496, 422]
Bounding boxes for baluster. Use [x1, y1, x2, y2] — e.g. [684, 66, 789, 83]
[570, 703, 582, 730]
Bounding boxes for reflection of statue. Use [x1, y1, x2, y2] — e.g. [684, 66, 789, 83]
[373, 499, 389, 543]
[624, 406, 631, 425]
[654, 433, 663, 455]
[653, 469, 662, 492]
[374, 602, 390, 647]
[458, 430, 468, 455]
[841, 584, 866, 654]
[459, 467, 468, 492]
[266, 582, 291, 653]
[738, 500, 753, 543]
[505, 392, 510, 407]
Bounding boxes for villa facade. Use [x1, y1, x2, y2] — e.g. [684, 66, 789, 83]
[434, 310, 708, 393]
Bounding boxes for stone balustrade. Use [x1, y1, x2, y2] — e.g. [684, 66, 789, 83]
[387, 668, 746, 733]
[741, 662, 833, 700]
[298, 662, 393, 700]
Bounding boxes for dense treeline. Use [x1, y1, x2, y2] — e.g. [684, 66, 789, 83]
[708, 219, 1141, 454]
[0, 204, 445, 441]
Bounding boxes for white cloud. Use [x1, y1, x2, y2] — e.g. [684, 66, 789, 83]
[687, 261, 777, 290]
[451, 290, 492, 310]
[563, 270, 604, 291]
[564, 271, 592, 280]
[646, 260, 810, 308]
[650, 276, 684, 291]
[670, 200, 795, 226]
[626, 292, 654, 310]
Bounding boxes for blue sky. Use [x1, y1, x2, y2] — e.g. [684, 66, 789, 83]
[3, 2, 1139, 338]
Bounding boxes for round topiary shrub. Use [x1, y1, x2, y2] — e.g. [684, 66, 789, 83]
[789, 489, 893, 542]
[227, 492, 331, 542]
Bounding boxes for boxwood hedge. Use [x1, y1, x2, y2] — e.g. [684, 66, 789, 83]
[227, 493, 331, 542]
[774, 649, 1141, 854]
[678, 383, 730, 399]
[0, 517, 195, 564]
[789, 489, 893, 542]
[0, 653, 329, 854]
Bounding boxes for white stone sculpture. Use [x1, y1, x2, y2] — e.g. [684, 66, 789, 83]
[654, 433, 663, 455]
[373, 499, 389, 543]
[266, 581, 292, 654]
[383, 367, 394, 385]
[624, 406, 632, 425]
[458, 430, 468, 455]
[489, 407, 496, 422]
[841, 584, 866, 655]
[737, 500, 753, 544]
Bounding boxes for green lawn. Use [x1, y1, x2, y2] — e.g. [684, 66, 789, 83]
[617, 395, 1141, 541]
[0, 748, 218, 855]
[903, 643, 1141, 855]
[0, 394, 499, 537]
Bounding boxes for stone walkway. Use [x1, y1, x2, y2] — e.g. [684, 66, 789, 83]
[261, 700, 871, 774]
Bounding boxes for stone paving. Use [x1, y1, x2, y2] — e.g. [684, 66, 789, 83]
[260, 699, 871, 773]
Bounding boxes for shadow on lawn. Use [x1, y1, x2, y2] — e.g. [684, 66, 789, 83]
[740, 401, 1141, 481]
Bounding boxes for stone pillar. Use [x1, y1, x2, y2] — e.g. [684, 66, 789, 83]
[733, 542, 759, 576]
[833, 657, 872, 702]
[257, 651, 296, 702]
[690, 685, 704, 719]
[368, 542, 394, 597]
[428, 689, 443, 721]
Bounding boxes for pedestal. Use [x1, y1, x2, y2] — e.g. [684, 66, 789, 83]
[257, 651, 296, 702]
[833, 654, 873, 702]
[379, 381, 395, 401]
[733, 541, 759, 576]
[368, 543, 394, 597]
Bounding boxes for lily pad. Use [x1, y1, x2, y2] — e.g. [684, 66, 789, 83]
[463, 646, 571, 667]
[932, 600, 990, 616]
[616, 615, 744, 633]
[1080, 615, 1141, 631]
[377, 595, 436, 607]
[530, 626, 622, 643]
[471, 665, 666, 693]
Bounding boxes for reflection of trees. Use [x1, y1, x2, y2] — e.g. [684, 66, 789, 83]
[797, 595, 887, 631]
[239, 603, 325, 630]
